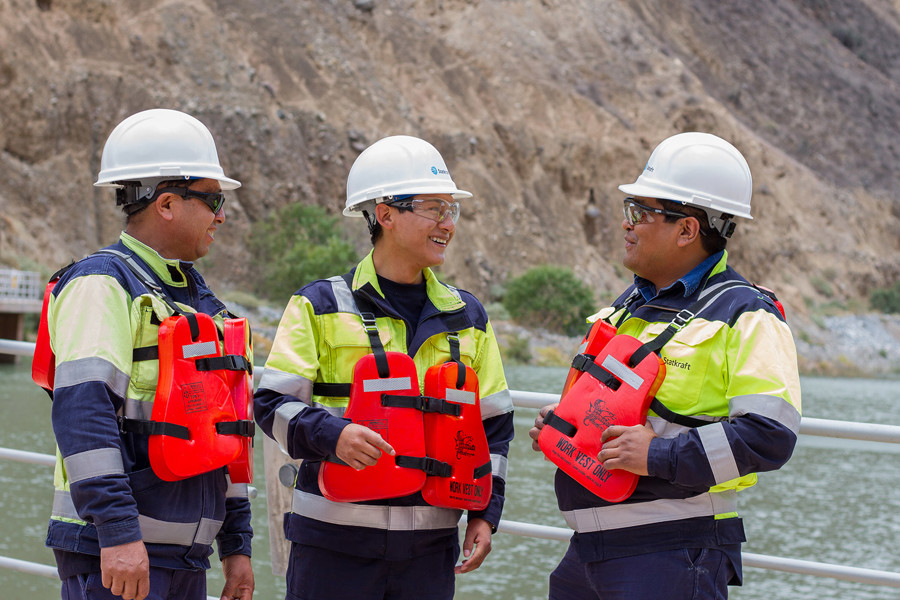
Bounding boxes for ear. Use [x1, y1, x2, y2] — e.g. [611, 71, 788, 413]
[374, 203, 395, 231]
[675, 216, 702, 248]
[152, 191, 178, 222]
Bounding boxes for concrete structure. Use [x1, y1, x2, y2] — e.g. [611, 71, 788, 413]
[0, 269, 43, 364]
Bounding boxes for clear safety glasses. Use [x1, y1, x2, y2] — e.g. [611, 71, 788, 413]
[623, 197, 688, 227]
[389, 197, 461, 224]
[157, 187, 227, 214]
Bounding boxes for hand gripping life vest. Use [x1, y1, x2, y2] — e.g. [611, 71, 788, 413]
[421, 360, 492, 511]
[538, 334, 666, 502]
[318, 350, 431, 502]
[223, 318, 254, 484]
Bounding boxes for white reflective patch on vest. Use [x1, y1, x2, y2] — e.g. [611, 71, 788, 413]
[362, 377, 412, 392]
[182, 341, 217, 359]
[601, 355, 644, 390]
[445, 389, 477, 405]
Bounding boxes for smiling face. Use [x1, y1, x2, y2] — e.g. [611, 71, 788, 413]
[159, 178, 226, 262]
[621, 196, 684, 288]
[372, 193, 457, 283]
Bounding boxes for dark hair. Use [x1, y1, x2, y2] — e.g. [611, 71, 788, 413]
[658, 198, 728, 255]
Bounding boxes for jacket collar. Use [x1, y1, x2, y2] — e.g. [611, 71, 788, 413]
[634, 250, 728, 301]
[119, 231, 191, 288]
[351, 249, 465, 313]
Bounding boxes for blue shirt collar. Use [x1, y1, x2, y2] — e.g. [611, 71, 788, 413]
[634, 250, 725, 301]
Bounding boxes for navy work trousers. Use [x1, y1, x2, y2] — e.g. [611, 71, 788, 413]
[61, 567, 206, 600]
[285, 542, 457, 600]
[549, 541, 736, 600]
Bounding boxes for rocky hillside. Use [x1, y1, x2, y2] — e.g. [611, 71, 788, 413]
[1, 0, 899, 372]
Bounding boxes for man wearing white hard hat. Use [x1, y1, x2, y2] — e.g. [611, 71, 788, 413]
[255, 135, 514, 599]
[41, 109, 254, 600]
[530, 132, 801, 599]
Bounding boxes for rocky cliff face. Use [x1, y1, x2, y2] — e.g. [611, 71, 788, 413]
[1, 0, 898, 322]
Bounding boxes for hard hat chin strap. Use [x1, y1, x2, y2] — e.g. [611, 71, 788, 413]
[362, 210, 378, 234]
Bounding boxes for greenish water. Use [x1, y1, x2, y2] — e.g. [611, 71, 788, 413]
[1, 361, 899, 599]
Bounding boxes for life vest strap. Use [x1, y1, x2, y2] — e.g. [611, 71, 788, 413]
[473, 460, 493, 480]
[543, 410, 577, 437]
[215, 419, 256, 438]
[313, 382, 351, 397]
[395, 455, 453, 478]
[118, 416, 190, 440]
[196, 354, 252, 373]
[133, 346, 159, 362]
[648, 398, 713, 428]
[381, 394, 463, 416]
[571, 354, 621, 391]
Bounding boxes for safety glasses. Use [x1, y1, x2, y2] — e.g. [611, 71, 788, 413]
[623, 197, 688, 226]
[388, 197, 461, 224]
[157, 187, 227, 214]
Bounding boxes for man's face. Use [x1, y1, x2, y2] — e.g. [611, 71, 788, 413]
[169, 178, 226, 262]
[386, 193, 457, 270]
[621, 196, 682, 285]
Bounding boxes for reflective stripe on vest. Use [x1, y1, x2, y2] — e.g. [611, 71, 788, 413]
[490, 453, 508, 482]
[51, 490, 223, 546]
[561, 490, 738, 533]
[292, 489, 462, 531]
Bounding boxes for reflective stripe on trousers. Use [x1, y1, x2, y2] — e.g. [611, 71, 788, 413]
[561, 490, 738, 533]
[292, 489, 462, 531]
[51, 490, 223, 546]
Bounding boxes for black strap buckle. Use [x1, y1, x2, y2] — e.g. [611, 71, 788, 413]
[215, 420, 256, 438]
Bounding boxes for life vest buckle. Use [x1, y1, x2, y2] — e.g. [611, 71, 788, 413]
[671, 308, 695, 330]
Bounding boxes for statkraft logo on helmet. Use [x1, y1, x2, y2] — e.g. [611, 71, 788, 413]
[431, 166, 449, 175]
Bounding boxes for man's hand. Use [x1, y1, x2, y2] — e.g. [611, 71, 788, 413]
[528, 403, 559, 451]
[335, 423, 395, 469]
[100, 540, 149, 600]
[598, 424, 657, 475]
[220, 554, 254, 600]
[455, 518, 493, 574]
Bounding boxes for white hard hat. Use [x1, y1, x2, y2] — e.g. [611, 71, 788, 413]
[344, 135, 471, 217]
[619, 132, 752, 236]
[94, 109, 240, 191]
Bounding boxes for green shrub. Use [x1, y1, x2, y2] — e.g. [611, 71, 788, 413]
[249, 204, 359, 302]
[870, 281, 900, 314]
[502, 266, 595, 336]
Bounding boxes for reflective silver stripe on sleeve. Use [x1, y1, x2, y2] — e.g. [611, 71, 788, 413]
[51, 489, 83, 521]
[561, 490, 738, 532]
[446, 389, 477, 405]
[273, 401, 308, 451]
[601, 355, 644, 390]
[480, 389, 513, 419]
[64, 448, 125, 483]
[258, 368, 313, 401]
[363, 377, 412, 393]
[225, 479, 250, 499]
[731, 394, 801, 434]
[123, 397, 153, 420]
[292, 489, 462, 531]
[329, 275, 360, 315]
[182, 341, 217, 359]
[140, 515, 223, 547]
[491, 453, 508, 481]
[52, 490, 223, 547]
[54, 356, 130, 398]
[697, 423, 740, 484]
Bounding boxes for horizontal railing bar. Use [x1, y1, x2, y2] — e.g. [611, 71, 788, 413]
[0, 555, 58, 579]
[742, 552, 900, 588]
[0, 447, 55, 467]
[0, 339, 38, 356]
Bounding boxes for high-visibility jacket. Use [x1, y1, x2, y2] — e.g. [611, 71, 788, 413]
[554, 250, 801, 582]
[254, 250, 514, 561]
[44, 232, 252, 577]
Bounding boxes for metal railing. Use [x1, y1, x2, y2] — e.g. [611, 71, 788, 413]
[2, 339, 900, 591]
[0, 269, 43, 301]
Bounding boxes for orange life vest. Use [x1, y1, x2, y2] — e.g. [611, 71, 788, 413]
[318, 350, 430, 502]
[421, 360, 492, 511]
[222, 318, 254, 484]
[538, 334, 665, 502]
[32, 277, 60, 394]
[148, 312, 255, 482]
[560, 318, 617, 399]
